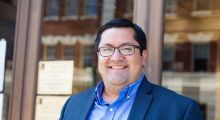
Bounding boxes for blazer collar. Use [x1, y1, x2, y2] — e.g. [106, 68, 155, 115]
[78, 76, 153, 120]
[128, 76, 153, 120]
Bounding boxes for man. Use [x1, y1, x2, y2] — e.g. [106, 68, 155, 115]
[60, 18, 203, 120]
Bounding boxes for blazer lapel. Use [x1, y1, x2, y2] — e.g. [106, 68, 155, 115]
[128, 77, 153, 120]
[79, 88, 96, 120]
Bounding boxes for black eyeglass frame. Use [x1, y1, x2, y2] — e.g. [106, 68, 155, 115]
[98, 45, 142, 57]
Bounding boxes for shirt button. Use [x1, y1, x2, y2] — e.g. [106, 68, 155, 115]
[109, 108, 114, 112]
[127, 96, 130, 99]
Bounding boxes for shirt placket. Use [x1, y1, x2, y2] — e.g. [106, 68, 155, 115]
[103, 90, 128, 120]
[102, 105, 117, 120]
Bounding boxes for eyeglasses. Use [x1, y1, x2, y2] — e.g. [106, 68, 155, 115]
[98, 45, 141, 57]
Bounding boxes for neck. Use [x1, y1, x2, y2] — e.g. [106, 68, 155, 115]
[102, 85, 122, 104]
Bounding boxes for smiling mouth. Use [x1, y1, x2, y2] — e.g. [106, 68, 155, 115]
[109, 65, 127, 69]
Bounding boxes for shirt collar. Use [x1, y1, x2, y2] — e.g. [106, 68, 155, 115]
[94, 73, 144, 106]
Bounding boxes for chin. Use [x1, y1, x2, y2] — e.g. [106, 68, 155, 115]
[108, 77, 128, 85]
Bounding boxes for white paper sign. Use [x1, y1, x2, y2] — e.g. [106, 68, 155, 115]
[0, 94, 3, 120]
[37, 61, 74, 95]
[0, 39, 6, 92]
[35, 96, 68, 120]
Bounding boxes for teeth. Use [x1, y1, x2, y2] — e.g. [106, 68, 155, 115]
[111, 66, 125, 69]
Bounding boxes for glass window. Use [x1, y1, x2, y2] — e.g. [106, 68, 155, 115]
[165, 0, 178, 14]
[163, 0, 220, 120]
[64, 0, 79, 17]
[83, 45, 95, 67]
[45, 0, 60, 19]
[193, 43, 209, 72]
[194, 0, 211, 11]
[64, 45, 75, 60]
[83, 0, 98, 17]
[46, 46, 56, 60]
[35, 1, 134, 119]
[163, 44, 175, 71]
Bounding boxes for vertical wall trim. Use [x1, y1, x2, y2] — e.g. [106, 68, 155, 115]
[8, 0, 43, 120]
[8, 0, 30, 119]
[21, 0, 43, 120]
[133, 0, 164, 84]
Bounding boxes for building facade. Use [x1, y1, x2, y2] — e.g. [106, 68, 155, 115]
[0, 0, 220, 120]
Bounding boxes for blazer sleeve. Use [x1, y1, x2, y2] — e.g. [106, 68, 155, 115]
[183, 100, 203, 120]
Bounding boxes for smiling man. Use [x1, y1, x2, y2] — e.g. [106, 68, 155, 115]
[60, 18, 203, 120]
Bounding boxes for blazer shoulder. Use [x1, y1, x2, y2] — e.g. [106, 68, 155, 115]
[130, 78, 203, 120]
[150, 84, 203, 119]
[138, 80, 203, 119]
[68, 87, 96, 103]
[59, 87, 95, 120]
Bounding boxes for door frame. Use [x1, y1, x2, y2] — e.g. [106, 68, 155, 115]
[8, 0, 43, 119]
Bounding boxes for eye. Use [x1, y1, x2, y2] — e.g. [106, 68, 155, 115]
[100, 47, 114, 53]
[120, 46, 133, 51]
[102, 47, 112, 51]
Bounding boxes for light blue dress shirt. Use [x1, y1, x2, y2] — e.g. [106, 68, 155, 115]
[88, 74, 144, 120]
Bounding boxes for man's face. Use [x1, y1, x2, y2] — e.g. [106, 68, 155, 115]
[97, 27, 147, 89]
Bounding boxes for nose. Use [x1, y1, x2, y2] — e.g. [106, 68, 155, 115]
[110, 49, 123, 61]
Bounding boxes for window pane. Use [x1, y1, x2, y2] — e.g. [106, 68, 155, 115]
[163, 0, 220, 120]
[165, 0, 177, 14]
[163, 45, 175, 71]
[193, 44, 209, 72]
[47, 46, 56, 60]
[194, 0, 211, 11]
[64, 46, 74, 60]
[84, 45, 95, 67]
[46, 0, 60, 17]
[65, 0, 79, 16]
[83, 0, 98, 16]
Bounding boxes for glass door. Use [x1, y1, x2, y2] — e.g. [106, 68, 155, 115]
[35, 0, 134, 119]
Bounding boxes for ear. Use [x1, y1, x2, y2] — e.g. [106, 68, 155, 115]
[141, 50, 147, 66]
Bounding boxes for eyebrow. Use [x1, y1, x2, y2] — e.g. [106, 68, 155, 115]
[99, 43, 139, 47]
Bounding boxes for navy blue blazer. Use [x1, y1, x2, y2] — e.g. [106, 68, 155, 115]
[60, 76, 203, 120]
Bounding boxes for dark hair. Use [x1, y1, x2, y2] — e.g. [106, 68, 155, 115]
[94, 18, 147, 54]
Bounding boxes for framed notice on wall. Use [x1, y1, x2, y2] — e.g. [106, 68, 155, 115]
[0, 39, 6, 92]
[37, 61, 74, 95]
[0, 94, 3, 120]
[35, 96, 68, 120]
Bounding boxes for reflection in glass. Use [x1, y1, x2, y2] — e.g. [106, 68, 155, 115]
[84, 45, 95, 67]
[64, 0, 79, 19]
[194, 0, 211, 11]
[36, 1, 134, 119]
[0, 1, 17, 119]
[163, 0, 220, 120]
[163, 44, 175, 71]
[124, 0, 133, 17]
[165, 0, 177, 15]
[46, 46, 56, 60]
[45, 0, 60, 20]
[193, 43, 209, 72]
[83, 0, 98, 16]
[64, 45, 75, 60]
